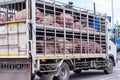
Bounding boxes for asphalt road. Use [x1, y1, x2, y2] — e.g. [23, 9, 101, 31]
[35, 60, 120, 80]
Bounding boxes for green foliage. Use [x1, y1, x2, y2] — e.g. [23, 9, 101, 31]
[117, 24, 120, 38]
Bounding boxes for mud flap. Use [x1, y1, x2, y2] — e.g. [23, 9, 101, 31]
[41, 74, 54, 80]
[0, 59, 31, 80]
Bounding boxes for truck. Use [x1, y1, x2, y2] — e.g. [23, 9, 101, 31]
[0, 0, 117, 80]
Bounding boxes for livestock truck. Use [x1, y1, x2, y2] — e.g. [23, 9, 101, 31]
[0, 0, 117, 80]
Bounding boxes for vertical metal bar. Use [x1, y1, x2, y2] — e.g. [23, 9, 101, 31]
[105, 15, 108, 57]
[10, 3, 13, 20]
[37, 60, 40, 70]
[26, 0, 30, 59]
[30, 0, 36, 73]
[63, 5, 66, 55]
[21, 2, 23, 20]
[26, 0, 28, 20]
[72, 9, 74, 55]
[43, 0, 46, 56]
[0, 5, 2, 12]
[87, 13, 89, 54]
[17, 22, 20, 56]
[99, 17, 102, 54]
[94, 16, 96, 55]
[79, 9, 82, 55]
[18, 2, 19, 12]
[53, 1, 57, 55]
[6, 4, 9, 21]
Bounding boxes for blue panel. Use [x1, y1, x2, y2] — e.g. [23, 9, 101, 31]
[117, 38, 120, 44]
[89, 17, 100, 31]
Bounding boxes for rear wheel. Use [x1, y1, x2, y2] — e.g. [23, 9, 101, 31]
[104, 59, 113, 74]
[54, 62, 70, 80]
[31, 74, 35, 80]
[36, 71, 42, 77]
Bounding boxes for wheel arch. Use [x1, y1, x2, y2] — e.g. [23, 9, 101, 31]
[109, 54, 116, 66]
[63, 59, 74, 70]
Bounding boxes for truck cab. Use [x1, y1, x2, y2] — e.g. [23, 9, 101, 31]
[107, 18, 117, 66]
[108, 40, 117, 66]
[116, 39, 120, 59]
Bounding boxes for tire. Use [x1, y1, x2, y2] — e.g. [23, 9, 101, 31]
[104, 59, 114, 74]
[73, 69, 82, 74]
[36, 71, 42, 77]
[31, 74, 35, 80]
[54, 62, 70, 80]
[117, 53, 120, 60]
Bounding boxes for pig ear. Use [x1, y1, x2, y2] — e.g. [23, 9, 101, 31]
[36, 7, 38, 9]
[36, 7, 40, 11]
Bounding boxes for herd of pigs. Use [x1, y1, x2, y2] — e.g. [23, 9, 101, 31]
[0, 8, 105, 54]
[37, 38, 105, 54]
[0, 8, 96, 31]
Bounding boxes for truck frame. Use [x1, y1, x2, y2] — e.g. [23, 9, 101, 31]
[0, 0, 116, 80]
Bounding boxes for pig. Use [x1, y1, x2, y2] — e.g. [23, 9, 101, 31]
[41, 14, 54, 25]
[83, 27, 96, 32]
[56, 38, 73, 54]
[36, 40, 58, 54]
[56, 13, 73, 28]
[74, 39, 105, 53]
[13, 8, 43, 22]
[75, 22, 83, 29]
[74, 39, 87, 53]
[0, 13, 6, 22]
[95, 42, 106, 53]
[13, 9, 27, 20]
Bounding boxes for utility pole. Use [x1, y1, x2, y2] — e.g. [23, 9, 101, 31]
[111, 0, 114, 28]
[93, 2, 96, 14]
[111, 0, 115, 43]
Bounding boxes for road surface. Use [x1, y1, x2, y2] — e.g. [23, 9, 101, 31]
[35, 60, 120, 80]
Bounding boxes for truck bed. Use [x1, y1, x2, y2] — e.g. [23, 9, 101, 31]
[0, 0, 108, 59]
